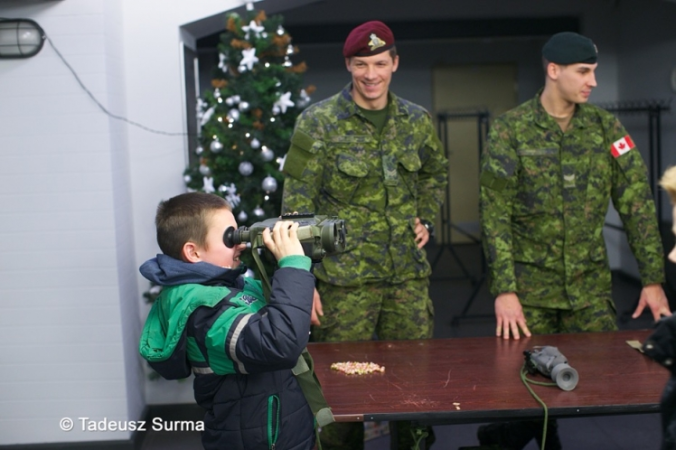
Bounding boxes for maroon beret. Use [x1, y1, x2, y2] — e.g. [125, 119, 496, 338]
[343, 21, 395, 58]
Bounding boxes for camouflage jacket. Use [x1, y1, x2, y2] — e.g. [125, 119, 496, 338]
[282, 85, 448, 286]
[480, 90, 664, 309]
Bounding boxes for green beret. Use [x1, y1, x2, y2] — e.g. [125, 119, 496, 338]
[542, 32, 598, 64]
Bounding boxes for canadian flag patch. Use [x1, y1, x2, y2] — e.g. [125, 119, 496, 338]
[610, 135, 635, 158]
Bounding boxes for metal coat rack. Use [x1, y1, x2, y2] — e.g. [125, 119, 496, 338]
[434, 109, 490, 322]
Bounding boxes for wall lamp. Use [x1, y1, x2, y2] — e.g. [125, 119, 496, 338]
[0, 18, 46, 59]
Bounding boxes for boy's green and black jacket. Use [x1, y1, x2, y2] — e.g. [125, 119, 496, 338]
[139, 253, 316, 450]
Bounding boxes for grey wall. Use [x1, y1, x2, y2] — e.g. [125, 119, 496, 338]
[610, 0, 676, 277]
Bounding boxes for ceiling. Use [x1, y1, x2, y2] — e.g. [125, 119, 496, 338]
[191, 0, 591, 50]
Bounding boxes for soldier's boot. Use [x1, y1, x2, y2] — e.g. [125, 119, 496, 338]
[477, 421, 538, 450]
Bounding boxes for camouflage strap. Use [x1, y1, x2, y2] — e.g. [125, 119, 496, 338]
[520, 363, 555, 450]
[410, 425, 429, 450]
[250, 247, 335, 431]
[292, 349, 335, 428]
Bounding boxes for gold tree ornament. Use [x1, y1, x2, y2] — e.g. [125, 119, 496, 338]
[226, 16, 238, 33]
[230, 38, 252, 49]
[287, 61, 308, 74]
[211, 79, 228, 89]
[272, 34, 291, 48]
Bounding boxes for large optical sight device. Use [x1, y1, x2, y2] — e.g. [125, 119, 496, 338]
[223, 213, 347, 262]
[524, 346, 579, 391]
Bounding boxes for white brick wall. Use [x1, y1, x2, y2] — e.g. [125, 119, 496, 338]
[0, 0, 238, 445]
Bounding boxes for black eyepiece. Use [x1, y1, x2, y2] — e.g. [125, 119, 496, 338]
[223, 226, 237, 248]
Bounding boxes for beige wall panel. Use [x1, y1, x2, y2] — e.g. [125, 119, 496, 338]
[432, 64, 518, 243]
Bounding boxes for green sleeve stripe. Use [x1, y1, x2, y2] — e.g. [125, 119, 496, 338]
[205, 308, 243, 375]
[186, 336, 206, 362]
[278, 255, 312, 271]
[244, 278, 264, 297]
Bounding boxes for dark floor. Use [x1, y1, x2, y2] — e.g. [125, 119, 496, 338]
[140, 241, 668, 450]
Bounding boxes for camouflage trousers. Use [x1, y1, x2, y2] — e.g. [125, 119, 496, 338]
[522, 298, 618, 334]
[313, 278, 435, 450]
[312, 278, 434, 342]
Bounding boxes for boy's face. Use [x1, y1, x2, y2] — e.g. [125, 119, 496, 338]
[195, 208, 245, 269]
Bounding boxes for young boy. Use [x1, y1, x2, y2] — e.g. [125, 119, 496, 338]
[138, 192, 316, 450]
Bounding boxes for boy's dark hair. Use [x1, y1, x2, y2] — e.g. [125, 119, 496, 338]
[155, 192, 231, 260]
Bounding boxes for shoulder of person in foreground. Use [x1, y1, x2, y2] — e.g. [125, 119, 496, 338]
[643, 315, 676, 375]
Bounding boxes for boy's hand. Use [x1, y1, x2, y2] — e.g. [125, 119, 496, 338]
[262, 220, 304, 261]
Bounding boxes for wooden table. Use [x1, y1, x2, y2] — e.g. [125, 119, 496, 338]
[309, 330, 668, 425]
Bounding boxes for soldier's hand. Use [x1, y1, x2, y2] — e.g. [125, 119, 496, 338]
[262, 221, 304, 260]
[495, 292, 531, 340]
[633, 283, 671, 321]
[413, 218, 429, 249]
[311, 288, 324, 326]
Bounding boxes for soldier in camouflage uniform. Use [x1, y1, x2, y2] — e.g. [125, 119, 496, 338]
[478, 32, 671, 450]
[281, 21, 447, 450]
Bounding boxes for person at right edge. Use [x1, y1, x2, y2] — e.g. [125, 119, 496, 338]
[478, 31, 671, 449]
[643, 165, 676, 450]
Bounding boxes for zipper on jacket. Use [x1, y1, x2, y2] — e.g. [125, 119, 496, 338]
[267, 395, 280, 449]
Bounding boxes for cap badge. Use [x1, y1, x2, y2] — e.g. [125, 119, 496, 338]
[368, 33, 386, 51]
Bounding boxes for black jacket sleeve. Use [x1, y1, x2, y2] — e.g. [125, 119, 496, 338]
[234, 266, 315, 374]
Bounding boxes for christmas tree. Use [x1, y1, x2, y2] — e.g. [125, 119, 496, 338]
[184, 9, 314, 227]
[143, 9, 314, 327]
[142, 10, 314, 380]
